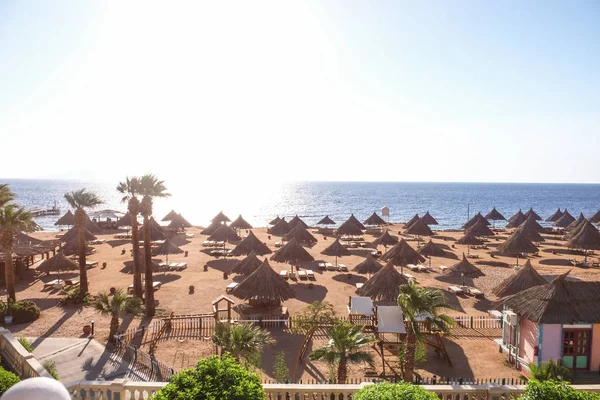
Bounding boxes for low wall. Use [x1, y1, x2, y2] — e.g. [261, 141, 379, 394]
[0, 327, 53, 379]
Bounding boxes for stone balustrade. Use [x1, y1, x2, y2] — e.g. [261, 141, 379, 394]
[0, 327, 53, 379]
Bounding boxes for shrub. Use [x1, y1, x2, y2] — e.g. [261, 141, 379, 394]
[153, 354, 264, 400]
[519, 380, 600, 400]
[17, 337, 34, 352]
[272, 351, 289, 383]
[0, 367, 20, 395]
[353, 382, 438, 400]
[523, 359, 572, 382]
[0, 301, 40, 324]
[59, 286, 90, 306]
[43, 360, 59, 380]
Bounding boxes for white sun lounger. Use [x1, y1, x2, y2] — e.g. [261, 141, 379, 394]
[338, 264, 348, 272]
[298, 270, 307, 280]
[355, 283, 364, 289]
[279, 270, 289, 279]
[439, 265, 448, 272]
[402, 273, 416, 281]
[407, 264, 419, 271]
[226, 282, 239, 293]
[306, 270, 315, 279]
[448, 285, 463, 294]
[318, 262, 327, 270]
[325, 262, 335, 271]
[467, 287, 484, 298]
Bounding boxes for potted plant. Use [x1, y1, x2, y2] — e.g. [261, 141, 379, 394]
[189, 285, 195, 293]
[83, 324, 92, 335]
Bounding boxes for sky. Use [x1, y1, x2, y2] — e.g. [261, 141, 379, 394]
[1, 1, 599, 184]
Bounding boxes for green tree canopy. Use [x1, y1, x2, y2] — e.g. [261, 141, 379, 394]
[353, 382, 438, 400]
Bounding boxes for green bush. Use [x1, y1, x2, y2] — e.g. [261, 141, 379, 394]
[272, 351, 289, 383]
[519, 380, 600, 400]
[43, 360, 59, 380]
[17, 337, 34, 352]
[353, 382, 438, 400]
[0, 367, 20, 395]
[153, 354, 264, 400]
[59, 286, 90, 306]
[0, 301, 40, 324]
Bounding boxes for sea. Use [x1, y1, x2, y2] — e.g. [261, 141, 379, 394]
[2, 179, 600, 232]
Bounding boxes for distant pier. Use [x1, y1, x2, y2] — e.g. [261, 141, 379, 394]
[30, 205, 60, 217]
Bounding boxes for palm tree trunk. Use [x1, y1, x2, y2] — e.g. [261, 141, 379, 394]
[109, 313, 120, 344]
[4, 242, 16, 302]
[131, 216, 143, 298]
[404, 330, 417, 383]
[76, 208, 89, 295]
[337, 359, 347, 384]
[143, 215, 155, 317]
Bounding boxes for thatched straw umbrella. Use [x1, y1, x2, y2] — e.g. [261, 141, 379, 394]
[230, 231, 272, 256]
[201, 221, 223, 235]
[463, 212, 490, 229]
[168, 213, 193, 229]
[455, 233, 483, 255]
[565, 212, 586, 232]
[347, 214, 366, 231]
[516, 221, 545, 243]
[404, 214, 420, 229]
[352, 255, 383, 275]
[524, 208, 542, 221]
[565, 220, 600, 261]
[465, 219, 495, 237]
[61, 237, 94, 256]
[230, 251, 263, 276]
[497, 230, 538, 266]
[161, 210, 178, 221]
[520, 215, 544, 232]
[553, 209, 576, 228]
[152, 238, 183, 264]
[317, 215, 336, 226]
[283, 224, 317, 246]
[372, 230, 399, 248]
[492, 260, 546, 298]
[363, 212, 386, 226]
[288, 215, 309, 230]
[418, 239, 445, 268]
[231, 259, 295, 307]
[545, 208, 563, 222]
[405, 218, 434, 241]
[445, 254, 485, 286]
[116, 212, 135, 228]
[381, 239, 425, 273]
[138, 218, 167, 241]
[336, 220, 364, 236]
[211, 211, 231, 225]
[356, 261, 409, 303]
[321, 238, 351, 267]
[85, 216, 102, 234]
[229, 215, 253, 230]
[268, 218, 291, 236]
[269, 216, 282, 225]
[55, 210, 75, 226]
[420, 211, 439, 225]
[61, 226, 97, 243]
[37, 252, 79, 282]
[590, 209, 600, 224]
[121, 257, 162, 274]
[207, 225, 241, 242]
[485, 207, 506, 228]
[496, 272, 600, 324]
[270, 238, 315, 274]
[508, 209, 524, 224]
[506, 210, 527, 229]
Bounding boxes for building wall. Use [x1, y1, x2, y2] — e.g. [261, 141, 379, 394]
[590, 324, 600, 371]
[540, 324, 562, 363]
[519, 318, 538, 365]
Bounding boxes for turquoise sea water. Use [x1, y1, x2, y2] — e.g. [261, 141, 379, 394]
[2, 179, 599, 232]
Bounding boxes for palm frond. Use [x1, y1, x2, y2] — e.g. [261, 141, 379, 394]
[64, 189, 103, 210]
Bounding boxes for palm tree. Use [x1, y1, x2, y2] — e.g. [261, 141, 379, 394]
[0, 205, 35, 301]
[522, 360, 572, 382]
[91, 289, 142, 344]
[0, 184, 15, 207]
[211, 322, 274, 367]
[309, 320, 375, 383]
[64, 189, 102, 295]
[397, 281, 456, 382]
[117, 177, 143, 299]
[138, 174, 170, 317]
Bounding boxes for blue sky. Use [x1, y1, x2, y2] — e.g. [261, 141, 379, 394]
[1, 1, 599, 184]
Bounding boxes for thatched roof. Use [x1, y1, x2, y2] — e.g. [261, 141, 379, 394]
[37, 252, 79, 274]
[230, 251, 263, 275]
[61, 226, 97, 243]
[201, 221, 223, 235]
[152, 239, 183, 256]
[321, 239, 352, 257]
[515, 222, 545, 243]
[508, 209, 524, 223]
[229, 215, 253, 230]
[347, 214, 366, 230]
[336, 219, 364, 236]
[288, 215, 309, 230]
[455, 233, 483, 246]
[363, 212, 386, 226]
[405, 218, 434, 237]
[565, 220, 600, 251]
[565, 212, 585, 232]
[373, 230, 399, 247]
[497, 230, 538, 255]
[524, 208, 542, 221]
[161, 210, 178, 221]
[492, 260, 546, 298]
[519, 215, 544, 232]
[138, 218, 167, 241]
[463, 212, 490, 229]
[168, 213, 193, 229]
[485, 207, 506, 221]
[10, 233, 55, 257]
[420, 211, 439, 225]
[61, 237, 94, 256]
[418, 240, 445, 257]
[546, 208, 563, 222]
[465, 219, 495, 237]
[381, 239, 425, 266]
[446, 254, 484, 278]
[553, 209, 576, 228]
[317, 215, 336, 225]
[283, 224, 317, 245]
[230, 231, 272, 256]
[590, 209, 600, 224]
[207, 225, 241, 242]
[55, 210, 75, 226]
[85, 217, 102, 234]
[270, 238, 315, 265]
[498, 272, 600, 324]
[230, 259, 295, 302]
[116, 212, 135, 227]
[269, 216, 282, 225]
[352, 255, 384, 274]
[211, 211, 231, 224]
[121, 257, 162, 274]
[506, 210, 527, 229]
[356, 262, 409, 302]
[404, 214, 420, 229]
[268, 218, 291, 236]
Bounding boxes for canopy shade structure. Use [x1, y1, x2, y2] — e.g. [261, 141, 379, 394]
[346, 214, 366, 231]
[138, 218, 167, 241]
[519, 215, 544, 232]
[485, 207, 506, 221]
[420, 211, 439, 225]
[121, 257, 162, 274]
[404, 214, 420, 229]
[230, 252, 263, 276]
[405, 218, 434, 237]
[230, 259, 295, 305]
[492, 260, 546, 298]
[61, 237, 94, 256]
[37, 252, 79, 275]
[268, 218, 291, 236]
[590, 209, 600, 224]
[418, 240, 445, 257]
[207, 225, 242, 242]
[445, 254, 485, 279]
[545, 208, 564, 222]
[61, 226, 97, 243]
[288, 215, 309, 230]
[200, 221, 223, 236]
[497, 272, 600, 324]
[455, 233, 483, 246]
[84, 216, 103, 234]
[506, 210, 527, 229]
[317, 215, 336, 225]
[283, 224, 317, 245]
[168, 213, 193, 229]
[11, 233, 55, 257]
[356, 262, 409, 303]
[377, 306, 407, 334]
[352, 255, 384, 274]
[515, 222, 545, 243]
[465, 219, 495, 237]
[372, 230, 399, 247]
[553, 210, 576, 228]
[565, 220, 600, 256]
[523, 208, 542, 221]
[463, 212, 490, 230]
[229, 215, 253, 230]
[161, 209, 179, 221]
[363, 212, 387, 226]
[336, 219, 364, 236]
[89, 209, 125, 220]
[348, 296, 374, 316]
[229, 231, 272, 256]
[55, 210, 75, 226]
[321, 238, 351, 267]
[381, 239, 425, 270]
[269, 216, 282, 225]
[116, 212, 135, 227]
[565, 213, 586, 232]
[497, 230, 539, 256]
[152, 238, 183, 263]
[270, 238, 315, 266]
[211, 211, 231, 225]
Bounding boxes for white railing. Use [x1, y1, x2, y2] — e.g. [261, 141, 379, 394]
[0, 327, 53, 379]
[64, 380, 600, 400]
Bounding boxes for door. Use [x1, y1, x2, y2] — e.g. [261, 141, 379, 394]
[562, 330, 591, 369]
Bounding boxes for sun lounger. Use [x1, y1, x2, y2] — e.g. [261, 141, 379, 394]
[416, 264, 429, 272]
[466, 254, 479, 259]
[370, 251, 382, 258]
[89, 239, 106, 245]
[448, 285, 463, 294]
[86, 261, 98, 269]
[439, 265, 448, 272]
[318, 262, 327, 270]
[338, 264, 348, 272]
[64, 279, 79, 287]
[44, 279, 64, 289]
[355, 283, 364, 289]
[402, 273, 416, 282]
[175, 262, 187, 271]
[467, 287, 484, 298]
[128, 281, 162, 293]
[298, 270, 307, 280]
[185, 233, 195, 238]
[306, 270, 315, 279]
[407, 264, 419, 272]
[226, 282, 239, 293]
[325, 263, 335, 271]
[280, 270, 289, 279]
